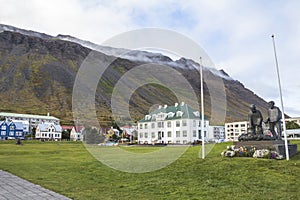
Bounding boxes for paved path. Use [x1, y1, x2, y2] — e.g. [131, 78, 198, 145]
[0, 170, 71, 200]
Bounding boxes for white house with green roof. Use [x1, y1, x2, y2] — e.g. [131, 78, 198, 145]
[137, 102, 209, 144]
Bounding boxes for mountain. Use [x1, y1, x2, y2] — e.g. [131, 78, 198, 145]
[0, 24, 270, 126]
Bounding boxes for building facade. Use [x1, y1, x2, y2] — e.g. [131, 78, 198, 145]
[285, 117, 300, 126]
[209, 126, 225, 142]
[0, 121, 24, 140]
[137, 102, 209, 144]
[225, 121, 248, 141]
[35, 123, 62, 141]
[0, 112, 60, 134]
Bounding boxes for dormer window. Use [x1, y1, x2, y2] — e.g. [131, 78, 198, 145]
[193, 111, 200, 117]
[152, 114, 157, 120]
[145, 115, 151, 120]
[176, 111, 183, 117]
[167, 112, 175, 118]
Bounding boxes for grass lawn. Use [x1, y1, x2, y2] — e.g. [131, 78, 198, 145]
[0, 140, 299, 200]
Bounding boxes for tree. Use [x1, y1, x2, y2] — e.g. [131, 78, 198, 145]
[84, 127, 105, 144]
[62, 130, 70, 140]
[286, 121, 300, 130]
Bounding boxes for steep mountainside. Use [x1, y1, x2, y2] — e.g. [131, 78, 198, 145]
[0, 25, 270, 126]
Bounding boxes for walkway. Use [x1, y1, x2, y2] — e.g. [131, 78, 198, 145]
[0, 170, 71, 200]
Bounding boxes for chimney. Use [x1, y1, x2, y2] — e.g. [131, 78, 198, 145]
[181, 102, 185, 106]
[47, 113, 50, 116]
[158, 105, 162, 109]
[164, 105, 167, 109]
[175, 103, 178, 107]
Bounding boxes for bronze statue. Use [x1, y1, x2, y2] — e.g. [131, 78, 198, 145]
[248, 104, 263, 136]
[265, 101, 282, 140]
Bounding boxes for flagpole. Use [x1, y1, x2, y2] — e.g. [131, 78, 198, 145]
[271, 34, 289, 160]
[199, 57, 205, 159]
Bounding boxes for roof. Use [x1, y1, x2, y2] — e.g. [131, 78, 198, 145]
[0, 112, 59, 121]
[138, 103, 208, 122]
[37, 123, 62, 132]
[0, 121, 23, 130]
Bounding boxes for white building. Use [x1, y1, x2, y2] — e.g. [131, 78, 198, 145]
[209, 126, 225, 142]
[0, 112, 60, 134]
[225, 121, 248, 141]
[35, 123, 62, 141]
[70, 126, 84, 141]
[286, 129, 300, 139]
[137, 102, 209, 144]
[285, 117, 300, 126]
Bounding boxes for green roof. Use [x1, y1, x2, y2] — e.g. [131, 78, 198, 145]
[0, 112, 60, 120]
[138, 103, 208, 122]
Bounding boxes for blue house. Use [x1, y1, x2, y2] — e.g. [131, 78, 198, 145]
[0, 121, 24, 140]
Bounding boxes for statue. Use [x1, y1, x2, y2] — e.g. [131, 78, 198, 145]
[265, 101, 282, 140]
[238, 104, 264, 141]
[248, 104, 263, 137]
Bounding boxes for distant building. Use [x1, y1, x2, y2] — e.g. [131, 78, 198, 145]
[0, 121, 24, 140]
[209, 126, 225, 142]
[225, 121, 248, 141]
[137, 102, 209, 144]
[69, 126, 84, 141]
[120, 125, 137, 141]
[286, 129, 300, 139]
[0, 112, 60, 134]
[285, 117, 300, 126]
[35, 123, 62, 141]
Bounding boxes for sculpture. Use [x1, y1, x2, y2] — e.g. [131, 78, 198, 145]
[248, 104, 263, 136]
[265, 101, 282, 140]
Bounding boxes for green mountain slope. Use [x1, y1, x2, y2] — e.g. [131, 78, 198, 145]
[0, 30, 270, 126]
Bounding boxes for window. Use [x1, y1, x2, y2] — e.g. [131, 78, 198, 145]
[16, 132, 22, 136]
[167, 131, 172, 137]
[1, 126, 6, 130]
[193, 120, 196, 127]
[158, 122, 164, 128]
[183, 130, 187, 137]
[139, 133, 143, 138]
[151, 132, 155, 138]
[10, 126, 15, 130]
[9, 131, 14, 136]
[167, 121, 171, 128]
[182, 120, 187, 126]
[193, 130, 197, 137]
[168, 112, 174, 118]
[183, 140, 187, 144]
[145, 133, 148, 138]
[151, 123, 155, 129]
[176, 111, 183, 117]
[139, 124, 143, 129]
[176, 131, 180, 137]
[176, 121, 180, 127]
[158, 131, 162, 139]
[144, 123, 148, 129]
[1, 131, 6, 136]
[176, 140, 180, 144]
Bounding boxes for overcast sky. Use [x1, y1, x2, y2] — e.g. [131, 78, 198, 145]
[1, 0, 299, 117]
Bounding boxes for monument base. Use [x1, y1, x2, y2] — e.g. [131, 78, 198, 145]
[233, 140, 298, 158]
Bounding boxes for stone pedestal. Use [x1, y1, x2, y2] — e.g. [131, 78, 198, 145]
[233, 140, 298, 158]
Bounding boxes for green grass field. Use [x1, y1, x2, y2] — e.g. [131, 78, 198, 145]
[0, 140, 299, 200]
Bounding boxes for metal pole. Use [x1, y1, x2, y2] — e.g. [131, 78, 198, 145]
[200, 57, 205, 159]
[271, 34, 289, 160]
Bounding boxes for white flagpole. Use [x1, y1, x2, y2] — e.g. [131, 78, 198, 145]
[271, 34, 289, 160]
[199, 57, 205, 159]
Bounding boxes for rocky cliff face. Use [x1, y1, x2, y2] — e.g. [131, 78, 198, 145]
[0, 24, 269, 125]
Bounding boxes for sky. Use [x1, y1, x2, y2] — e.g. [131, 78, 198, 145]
[0, 0, 300, 117]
